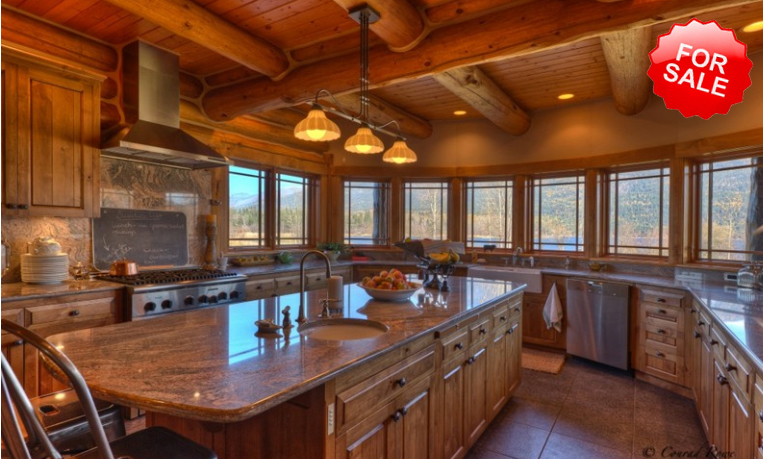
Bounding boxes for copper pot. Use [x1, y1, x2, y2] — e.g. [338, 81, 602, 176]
[110, 260, 138, 276]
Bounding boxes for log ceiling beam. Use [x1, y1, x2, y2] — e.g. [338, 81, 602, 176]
[202, 0, 757, 121]
[332, 0, 425, 50]
[102, 0, 289, 78]
[433, 66, 530, 136]
[333, 93, 433, 139]
[600, 27, 653, 115]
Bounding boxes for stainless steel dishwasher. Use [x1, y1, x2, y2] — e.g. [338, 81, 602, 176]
[566, 279, 630, 370]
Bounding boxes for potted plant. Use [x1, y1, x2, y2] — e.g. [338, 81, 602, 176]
[317, 242, 345, 261]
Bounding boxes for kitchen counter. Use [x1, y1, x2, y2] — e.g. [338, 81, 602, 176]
[47, 276, 524, 423]
[0, 278, 123, 302]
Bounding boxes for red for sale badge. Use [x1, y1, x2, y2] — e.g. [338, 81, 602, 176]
[648, 19, 753, 119]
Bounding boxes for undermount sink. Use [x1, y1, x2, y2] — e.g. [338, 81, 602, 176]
[297, 318, 389, 341]
[467, 266, 543, 293]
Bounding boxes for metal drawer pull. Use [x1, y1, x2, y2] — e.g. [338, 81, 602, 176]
[657, 329, 666, 334]
[5, 204, 17, 209]
[698, 321, 705, 326]
[479, 328, 487, 335]
[500, 316, 507, 322]
[690, 308, 697, 314]
[506, 324, 519, 335]
[710, 339, 718, 346]
[18, 204, 28, 210]
[655, 351, 665, 358]
[69, 310, 80, 317]
[256, 285, 262, 290]
[716, 374, 728, 385]
[391, 411, 402, 422]
[400, 407, 409, 416]
[454, 342, 464, 350]
[396, 378, 407, 388]
[694, 331, 701, 339]
[466, 356, 476, 365]
[656, 298, 666, 303]
[759, 410, 763, 422]
[725, 363, 736, 372]
[12, 340, 23, 347]
[657, 308, 667, 314]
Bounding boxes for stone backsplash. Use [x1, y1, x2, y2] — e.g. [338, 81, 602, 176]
[1, 158, 212, 283]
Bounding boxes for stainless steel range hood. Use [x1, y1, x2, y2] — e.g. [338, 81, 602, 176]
[101, 41, 231, 170]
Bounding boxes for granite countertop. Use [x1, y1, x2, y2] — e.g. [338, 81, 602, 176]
[47, 276, 524, 423]
[1, 279, 124, 302]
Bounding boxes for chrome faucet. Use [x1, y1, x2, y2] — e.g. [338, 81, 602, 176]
[297, 250, 333, 323]
[512, 247, 523, 265]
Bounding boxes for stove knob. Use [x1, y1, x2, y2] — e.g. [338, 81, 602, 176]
[198, 295, 208, 304]
[230, 291, 240, 300]
[218, 292, 228, 301]
[209, 295, 218, 304]
[144, 302, 157, 312]
[184, 296, 194, 306]
[161, 300, 173, 310]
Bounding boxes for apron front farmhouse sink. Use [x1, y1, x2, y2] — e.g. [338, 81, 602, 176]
[467, 266, 542, 293]
[298, 318, 389, 340]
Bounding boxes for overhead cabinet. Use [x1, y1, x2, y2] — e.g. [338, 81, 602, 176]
[1, 48, 102, 218]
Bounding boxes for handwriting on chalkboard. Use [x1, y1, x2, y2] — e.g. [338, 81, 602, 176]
[92, 208, 189, 270]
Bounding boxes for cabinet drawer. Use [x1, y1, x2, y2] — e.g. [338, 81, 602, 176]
[246, 278, 275, 298]
[640, 289, 683, 308]
[492, 305, 509, 330]
[725, 343, 752, 399]
[697, 309, 712, 335]
[441, 329, 469, 363]
[469, 317, 491, 349]
[507, 296, 522, 318]
[641, 303, 681, 324]
[27, 298, 115, 327]
[708, 325, 727, 356]
[336, 345, 435, 432]
[642, 342, 682, 381]
[305, 272, 328, 288]
[275, 276, 299, 290]
[643, 322, 680, 348]
[1, 308, 25, 346]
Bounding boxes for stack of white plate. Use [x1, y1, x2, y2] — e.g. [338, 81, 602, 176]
[21, 253, 70, 284]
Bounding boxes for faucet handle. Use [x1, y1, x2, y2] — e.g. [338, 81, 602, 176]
[319, 298, 338, 318]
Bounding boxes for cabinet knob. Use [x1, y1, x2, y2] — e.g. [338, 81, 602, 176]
[657, 329, 666, 334]
[716, 374, 728, 385]
[725, 363, 736, 372]
[506, 324, 518, 335]
[18, 204, 28, 210]
[500, 316, 507, 322]
[690, 308, 697, 314]
[758, 410, 763, 423]
[710, 339, 718, 346]
[454, 342, 464, 351]
[694, 331, 701, 339]
[5, 204, 17, 209]
[479, 328, 487, 335]
[69, 310, 80, 317]
[656, 298, 666, 303]
[400, 407, 409, 417]
[698, 321, 705, 326]
[655, 351, 665, 358]
[256, 285, 262, 290]
[466, 356, 476, 365]
[391, 411, 402, 422]
[657, 308, 667, 314]
[396, 377, 407, 388]
[12, 339, 23, 347]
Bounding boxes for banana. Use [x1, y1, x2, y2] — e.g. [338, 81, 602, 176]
[448, 249, 460, 263]
[429, 252, 450, 264]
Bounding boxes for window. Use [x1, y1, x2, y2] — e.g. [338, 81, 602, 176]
[465, 179, 513, 249]
[698, 156, 763, 262]
[606, 167, 670, 257]
[404, 181, 449, 240]
[531, 174, 585, 252]
[276, 172, 312, 246]
[229, 165, 267, 248]
[344, 180, 390, 246]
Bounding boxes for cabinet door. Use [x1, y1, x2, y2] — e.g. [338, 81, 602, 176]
[20, 65, 99, 217]
[2, 60, 22, 215]
[487, 329, 507, 421]
[464, 346, 488, 447]
[711, 359, 729, 454]
[690, 326, 703, 403]
[336, 400, 396, 459]
[1, 308, 25, 387]
[440, 360, 466, 459]
[699, 337, 714, 438]
[398, 380, 434, 459]
[505, 321, 522, 397]
[728, 385, 754, 459]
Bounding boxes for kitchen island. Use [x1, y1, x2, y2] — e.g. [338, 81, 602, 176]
[48, 276, 525, 459]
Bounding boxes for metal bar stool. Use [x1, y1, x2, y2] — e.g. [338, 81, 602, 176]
[1, 319, 217, 459]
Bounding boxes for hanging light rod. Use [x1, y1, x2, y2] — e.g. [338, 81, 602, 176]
[298, 93, 407, 141]
[348, 4, 380, 24]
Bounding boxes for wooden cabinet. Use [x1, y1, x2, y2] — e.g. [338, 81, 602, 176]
[3, 290, 121, 397]
[634, 286, 687, 385]
[753, 377, 763, 458]
[245, 267, 352, 301]
[522, 275, 565, 349]
[1, 307, 26, 388]
[1, 48, 101, 218]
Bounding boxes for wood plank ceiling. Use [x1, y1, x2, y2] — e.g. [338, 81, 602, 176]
[3, 0, 763, 138]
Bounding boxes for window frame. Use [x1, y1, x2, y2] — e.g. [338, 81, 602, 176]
[403, 179, 450, 241]
[602, 163, 671, 260]
[529, 171, 586, 254]
[342, 179, 391, 248]
[463, 178, 514, 251]
[690, 152, 763, 265]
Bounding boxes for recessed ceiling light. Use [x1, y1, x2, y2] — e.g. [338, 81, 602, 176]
[742, 21, 763, 33]
[557, 93, 575, 100]
[453, 110, 467, 116]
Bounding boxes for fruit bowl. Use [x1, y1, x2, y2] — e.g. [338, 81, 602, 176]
[357, 282, 422, 302]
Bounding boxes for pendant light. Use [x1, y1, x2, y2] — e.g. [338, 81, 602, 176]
[383, 137, 417, 164]
[345, 125, 384, 153]
[294, 103, 341, 141]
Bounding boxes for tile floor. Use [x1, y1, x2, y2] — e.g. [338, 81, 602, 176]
[466, 357, 708, 459]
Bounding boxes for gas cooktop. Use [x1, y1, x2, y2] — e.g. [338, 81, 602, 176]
[97, 268, 241, 286]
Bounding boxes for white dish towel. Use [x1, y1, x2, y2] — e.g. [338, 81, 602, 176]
[543, 282, 563, 333]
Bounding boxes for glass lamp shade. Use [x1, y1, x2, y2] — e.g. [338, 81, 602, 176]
[344, 126, 384, 154]
[294, 107, 341, 141]
[382, 139, 417, 164]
